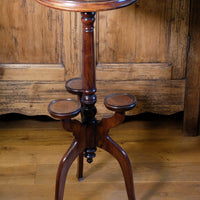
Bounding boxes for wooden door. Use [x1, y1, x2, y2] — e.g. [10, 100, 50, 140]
[94, 0, 189, 117]
[0, 0, 189, 118]
[0, 0, 66, 116]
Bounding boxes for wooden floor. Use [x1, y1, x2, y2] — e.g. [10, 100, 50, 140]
[0, 115, 200, 200]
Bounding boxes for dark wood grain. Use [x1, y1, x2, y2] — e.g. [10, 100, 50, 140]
[104, 93, 137, 112]
[55, 140, 84, 200]
[48, 99, 81, 119]
[80, 12, 97, 163]
[99, 135, 136, 200]
[183, 0, 200, 136]
[65, 78, 85, 176]
[81, 12, 96, 105]
[59, 106, 136, 200]
[65, 78, 82, 95]
[77, 153, 84, 181]
[35, 0, 138, 12]
[39, 0, 138, 199]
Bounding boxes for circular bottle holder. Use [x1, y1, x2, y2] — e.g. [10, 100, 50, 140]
[104, 93, 137, 112]
[48, 98, 81, 119]
[65, 78, 82, 96]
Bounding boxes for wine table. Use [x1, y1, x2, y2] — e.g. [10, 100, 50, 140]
[35, 0, 138, 199]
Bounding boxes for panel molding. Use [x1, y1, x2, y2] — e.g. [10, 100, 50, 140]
[0, 64, 65, 81]
[96, 79, 185, 118]
[96, 0, 190, 80]
[0, 81, 69, 116]
[96, 63, 172, 80]
[0, 79, 185, 117]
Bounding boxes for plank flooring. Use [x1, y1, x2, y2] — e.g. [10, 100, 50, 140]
[0, 115, 200, 200]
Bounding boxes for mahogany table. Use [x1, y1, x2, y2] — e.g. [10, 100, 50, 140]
[35, 0, 138, 199]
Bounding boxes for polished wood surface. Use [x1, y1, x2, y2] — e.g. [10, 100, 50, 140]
[42, 3, 138, 198]
[55, 139, 84, 200]
[65, 78, 82, 95]
[0, 78, 185, 117]
[37, 0, 139, 197]
[81, 12, 96, 106]
[36, 0, 138, 12]
[48, 99, 81, 119]
[51, 98, 137, 200]
[1, 117, 200, 200]
[104, 93, 137, 112]
[48, 105, 136, 199]
[99, 135, 136, 200]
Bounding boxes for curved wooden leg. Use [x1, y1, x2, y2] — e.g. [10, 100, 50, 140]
[99, 135, 136, 200]
[55, 139, 83, 200]
[77, 153, 84, 181]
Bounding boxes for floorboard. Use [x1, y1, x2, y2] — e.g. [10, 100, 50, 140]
[0, 116, 200, 200]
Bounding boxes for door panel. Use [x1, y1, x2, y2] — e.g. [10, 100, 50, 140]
[93, 0, 189, 117]
[98, 1, 171, 63]
[0, 64, 66, 116]
[0, 0, 62, 63]
[0, 81, 70, 116]
[97, 0, 189, 78]
[96, 63, 172, 81]
[0, 0, 66, 116]
[96, 79, 185, 118]
[0, 64, 64, 81]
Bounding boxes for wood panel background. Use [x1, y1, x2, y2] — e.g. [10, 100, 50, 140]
[183, 0, 200, 136]
[0, 0, 190, 118]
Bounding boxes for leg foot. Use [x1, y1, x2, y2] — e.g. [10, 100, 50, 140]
[55, 140, 83, 200]
[99, 136, 136, 200]
[77, 153, 84, 181]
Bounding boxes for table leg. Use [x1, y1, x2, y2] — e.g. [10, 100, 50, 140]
[77, 153, 84, 181]
[55, 140, 84, 200]
[99, 135, 136, 200]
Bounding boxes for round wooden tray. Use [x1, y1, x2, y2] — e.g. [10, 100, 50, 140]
[104, 93, 137, 112]
[35, 0, 138, 12]
[48, 99, 81, 119]
[66, 78, 82, 95]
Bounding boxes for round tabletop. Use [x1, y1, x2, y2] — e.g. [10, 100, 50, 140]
[35, 0, 138, 12]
